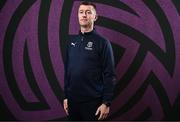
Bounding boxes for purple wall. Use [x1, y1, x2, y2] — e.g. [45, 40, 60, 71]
[0, 0, 180, 120]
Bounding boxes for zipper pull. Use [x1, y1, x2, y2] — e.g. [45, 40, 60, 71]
[81, 36, 84, 41]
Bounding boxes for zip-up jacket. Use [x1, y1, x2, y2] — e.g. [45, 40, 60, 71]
[64, 29, 116, 104]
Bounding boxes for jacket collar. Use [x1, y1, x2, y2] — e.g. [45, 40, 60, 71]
[79, 29, 96, 36]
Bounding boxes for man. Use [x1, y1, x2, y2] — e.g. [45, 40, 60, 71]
[63, 1, 116, 121]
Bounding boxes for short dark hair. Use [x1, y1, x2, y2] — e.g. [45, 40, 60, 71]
[80, 1, 96, 10]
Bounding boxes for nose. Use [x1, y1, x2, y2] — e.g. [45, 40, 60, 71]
[82, 12, 87, 18]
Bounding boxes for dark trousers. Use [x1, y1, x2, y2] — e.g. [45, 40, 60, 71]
[68, 98, 102, 121]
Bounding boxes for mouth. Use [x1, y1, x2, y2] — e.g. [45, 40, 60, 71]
[80, 19, 87, 21]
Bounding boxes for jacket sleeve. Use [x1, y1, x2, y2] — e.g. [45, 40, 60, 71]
[64, 40, 69, 99]
[101, 40, 117, 104]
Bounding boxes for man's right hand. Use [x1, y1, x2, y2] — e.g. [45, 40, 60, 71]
[63, 99, 68, 115]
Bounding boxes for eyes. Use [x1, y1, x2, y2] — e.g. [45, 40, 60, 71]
[79, 10, 92, 15]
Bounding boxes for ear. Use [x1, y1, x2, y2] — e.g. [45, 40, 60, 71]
[94, 15, 98, 22]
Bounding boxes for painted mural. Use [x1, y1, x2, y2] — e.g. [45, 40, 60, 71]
[0, 0, 180, 120]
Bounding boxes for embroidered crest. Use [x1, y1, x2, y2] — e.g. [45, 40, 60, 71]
[87, 42, 93, 47]
[85, 42, 93, 50]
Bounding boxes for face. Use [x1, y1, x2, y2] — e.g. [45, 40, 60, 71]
[78, 5, 97, 28]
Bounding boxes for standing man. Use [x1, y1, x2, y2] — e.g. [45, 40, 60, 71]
[63, 1, 116, 121]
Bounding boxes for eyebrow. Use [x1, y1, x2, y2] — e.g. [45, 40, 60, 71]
[79, 9, 91, 11]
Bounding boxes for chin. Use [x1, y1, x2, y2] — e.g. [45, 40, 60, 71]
[80, 24, 89, 27]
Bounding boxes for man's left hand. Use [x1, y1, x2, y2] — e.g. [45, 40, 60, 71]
[95, 103, 110, 120]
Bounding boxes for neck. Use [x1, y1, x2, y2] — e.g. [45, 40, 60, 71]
[80, 25, 94, 33]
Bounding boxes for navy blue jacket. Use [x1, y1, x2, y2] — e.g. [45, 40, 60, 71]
[64, 29, 116, 103]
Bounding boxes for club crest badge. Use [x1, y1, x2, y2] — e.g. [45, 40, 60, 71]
[85, 41, 93, 50]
